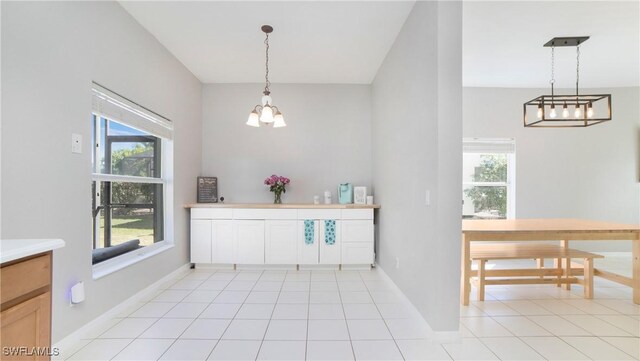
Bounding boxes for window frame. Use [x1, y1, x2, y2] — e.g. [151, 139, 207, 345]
[90, 84, 174, 279]
[462, 138, 516, 220]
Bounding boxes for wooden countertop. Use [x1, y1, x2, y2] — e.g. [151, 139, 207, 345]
[185, 203, 380, 209]
[0, 239, 65, 264]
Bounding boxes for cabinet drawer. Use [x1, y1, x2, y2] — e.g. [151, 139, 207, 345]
[342, 220, 374, 243]
[234, 209, 297, 220]
[191, 208, 233, 219]
[341, 242, 373, 264]
[298, 209, 341, 220]
[1, 253, 51, 305]
[341, 209, 373, 220]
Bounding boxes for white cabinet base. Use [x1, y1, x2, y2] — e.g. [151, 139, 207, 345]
[190, 208, 375, 267]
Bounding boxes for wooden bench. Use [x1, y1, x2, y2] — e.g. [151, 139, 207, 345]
[470, 243, 604, 301]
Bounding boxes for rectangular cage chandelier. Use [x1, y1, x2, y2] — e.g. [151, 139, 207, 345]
[523, 36, 612, 128]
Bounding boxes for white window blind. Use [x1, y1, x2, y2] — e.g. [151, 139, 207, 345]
[91, 82, 173, 140]
[463, 138, 515, 154]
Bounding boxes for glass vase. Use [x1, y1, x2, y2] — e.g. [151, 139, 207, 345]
[273, 191, 282, 204]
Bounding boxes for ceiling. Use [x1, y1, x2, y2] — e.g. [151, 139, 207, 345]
[120, 1, 639, 88]
[119, 1, 415, 84]
[463, 1, 640, 88]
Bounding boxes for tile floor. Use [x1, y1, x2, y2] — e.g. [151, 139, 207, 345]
[60, 256, 639, 360]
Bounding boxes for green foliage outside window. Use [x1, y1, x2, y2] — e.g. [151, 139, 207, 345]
[464, 155, 508, 217]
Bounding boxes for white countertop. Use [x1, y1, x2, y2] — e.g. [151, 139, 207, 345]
[0, 239, 65, 264]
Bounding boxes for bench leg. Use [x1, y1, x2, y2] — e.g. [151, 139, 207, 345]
[478, 259, 486, 301]
[461, 235, 471, 306]
[555, 258, 562, 287]
[584, 258, 594, 299]
[562, 240, 571, 290]
[537, 258, 544, 279]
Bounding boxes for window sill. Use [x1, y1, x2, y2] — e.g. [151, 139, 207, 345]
[92, 242, 174, 280]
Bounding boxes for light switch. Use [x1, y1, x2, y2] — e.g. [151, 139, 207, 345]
[71, 134, 82, 154]
[425, 190, 431, 206]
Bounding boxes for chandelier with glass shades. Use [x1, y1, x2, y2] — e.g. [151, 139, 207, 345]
[523, 36, 612, 127]
[247, 25, 285, 128]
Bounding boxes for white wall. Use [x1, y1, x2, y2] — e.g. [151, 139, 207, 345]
[464, 87, 640, 251]
[202, 84, 372, 203]
[1, 1, 202, 342]
[372, 1, 462, 332]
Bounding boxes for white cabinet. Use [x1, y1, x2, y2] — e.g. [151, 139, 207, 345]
[191, 220, 212, 263]
[265, 220, 298, 264]
[212, 220, 234, 264]
[234, 220, 265, 264]
[298, 209, 342, 265]
[341, 219, 374, 265]
[190, 207, 375, 266]
[297, 220, 341, 265]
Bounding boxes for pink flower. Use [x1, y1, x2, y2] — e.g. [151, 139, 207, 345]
[264, 174, 290, 190]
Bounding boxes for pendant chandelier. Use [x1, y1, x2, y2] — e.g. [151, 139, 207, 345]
[247, 25, 285, 128]
[523, 36, 612, 127]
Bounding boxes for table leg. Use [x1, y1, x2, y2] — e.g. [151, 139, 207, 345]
[584, 258, 594, 299]
[537, 258, 544, 279]
[562, 240, 571, 291]
[461, 234, 471, 306]
[478, 259, 486, 301]
[633, 235, 640, 304]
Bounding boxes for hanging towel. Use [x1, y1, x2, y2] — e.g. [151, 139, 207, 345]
[324, 220, 336, 245]
[304, 220, 315, 245]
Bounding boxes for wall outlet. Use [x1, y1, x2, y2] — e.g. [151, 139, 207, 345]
[71, 134, 82, 154]
[425, 190, 431, 206]
[395, 257, 400, 269]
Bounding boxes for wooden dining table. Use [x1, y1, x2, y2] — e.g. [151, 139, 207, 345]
[461, 218, 640, 306]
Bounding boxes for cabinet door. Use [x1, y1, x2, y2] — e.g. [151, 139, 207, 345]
[191, 219, 212, 263]
[265, 220, 298, 264]
[212, 220, 234, 264]
[319, 220, 341, 264]
[297, 220, 319, 265]
[234, 220, 265, 264]
[0, 292, 51, 361]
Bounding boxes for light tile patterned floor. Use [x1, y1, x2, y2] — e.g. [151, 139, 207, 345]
[61, 257, 639, 360]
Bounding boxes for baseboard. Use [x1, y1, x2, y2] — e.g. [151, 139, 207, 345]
[374, 264, 461, 343]
[53, 263, 191, 354]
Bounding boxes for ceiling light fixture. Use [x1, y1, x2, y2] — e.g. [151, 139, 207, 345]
[523, 36, 612, 127]
[247, 25, 285, 128]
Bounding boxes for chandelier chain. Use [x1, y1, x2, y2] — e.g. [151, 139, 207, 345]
[550, 46, 555, 85]
[576, 45, 580, 96]
[264, 32, 271, 94]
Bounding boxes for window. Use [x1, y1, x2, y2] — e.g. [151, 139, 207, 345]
[91, 83, 173, 274]
[462, 139, 515, 219]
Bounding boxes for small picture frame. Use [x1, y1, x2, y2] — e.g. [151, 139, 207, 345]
[197, 176, 218, 203]
[353, 186, 367, 205]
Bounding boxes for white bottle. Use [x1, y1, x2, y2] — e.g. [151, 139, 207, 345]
[324, 191, 332, 204]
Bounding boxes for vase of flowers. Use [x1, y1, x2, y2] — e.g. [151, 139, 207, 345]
[264, 174, 290, 204]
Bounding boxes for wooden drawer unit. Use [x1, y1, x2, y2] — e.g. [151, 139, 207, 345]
[1, 252, 53, 361]
[1, 253, 51, 306]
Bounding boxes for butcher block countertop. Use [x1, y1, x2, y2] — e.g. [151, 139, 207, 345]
[185, 203, 380, 209]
